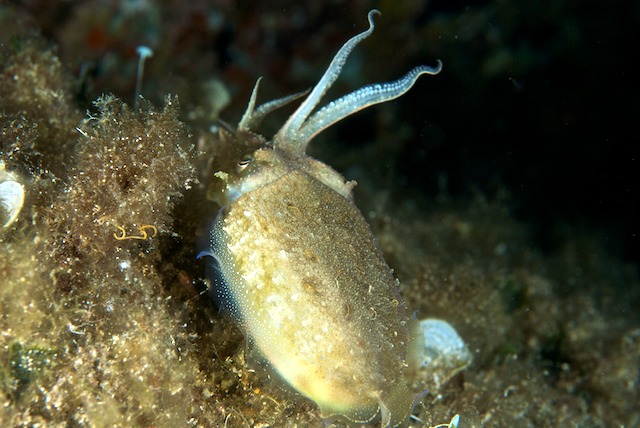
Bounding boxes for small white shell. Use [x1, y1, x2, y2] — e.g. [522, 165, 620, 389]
[420, 318, 471, 367]
[417, 318, 472, 388]
[0, 162, 25, 229]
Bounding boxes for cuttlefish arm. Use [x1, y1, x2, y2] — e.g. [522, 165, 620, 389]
[297, 61, 442, 146]
[272, 9, 442, 156]
[238, 77, 310, 133]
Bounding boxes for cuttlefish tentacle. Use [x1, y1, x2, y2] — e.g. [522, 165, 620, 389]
[275, 9, 380, 153]
[297, 61, 443, 145]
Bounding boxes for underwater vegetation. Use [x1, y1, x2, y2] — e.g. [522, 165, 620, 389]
[1, 1, 639, 427]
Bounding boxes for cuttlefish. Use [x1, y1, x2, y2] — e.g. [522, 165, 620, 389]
[205, 10, 470, 427]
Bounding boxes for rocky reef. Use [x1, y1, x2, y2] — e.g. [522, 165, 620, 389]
[1, 1, 638, 427]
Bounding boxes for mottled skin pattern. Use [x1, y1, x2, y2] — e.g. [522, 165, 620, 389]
[208, 10, 442, 427]
[212, 169, 413, 424]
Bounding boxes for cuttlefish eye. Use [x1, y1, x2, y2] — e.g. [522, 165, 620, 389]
[236, 155, 254, 173]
